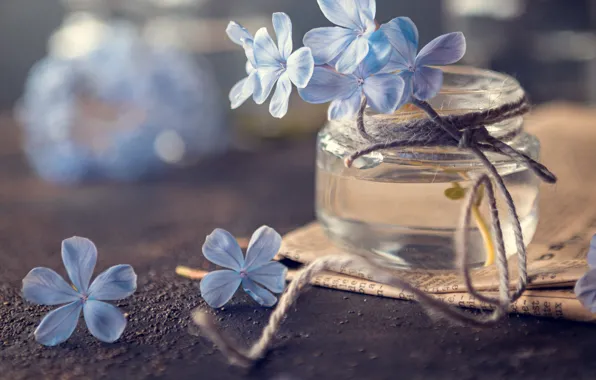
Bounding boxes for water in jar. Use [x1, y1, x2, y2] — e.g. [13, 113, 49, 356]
[316, 131, 540, 270]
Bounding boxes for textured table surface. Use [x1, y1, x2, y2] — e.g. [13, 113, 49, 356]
[1, 111, 596, 380]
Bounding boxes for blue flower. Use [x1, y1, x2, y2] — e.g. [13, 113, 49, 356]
[200, 226, 288, 308]
[251, 13, 315, 118]
[298, 48, 405, 120]
[380, 17, 466, 102]
[304, 0, 391, 75]
[575, 234, 596, 313]
[22, 237, 137, 346]
[226, 21, 259, 109]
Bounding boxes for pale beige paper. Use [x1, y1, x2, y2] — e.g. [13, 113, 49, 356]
[279, 223, 592, 293]
[176, 266, 595, 322]
[277, 104, 596, 322]
[304, 271, 596, 322]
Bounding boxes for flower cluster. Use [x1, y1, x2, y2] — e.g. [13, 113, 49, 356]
[20, 22, 224, 184]
[227, 0, 466, 120]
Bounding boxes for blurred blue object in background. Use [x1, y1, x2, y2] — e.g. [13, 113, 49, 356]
[18, 19, 225, 184]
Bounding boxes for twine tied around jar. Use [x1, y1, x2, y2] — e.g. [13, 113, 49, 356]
[193, 96, 558, 368]
[345, 96, 556, 185]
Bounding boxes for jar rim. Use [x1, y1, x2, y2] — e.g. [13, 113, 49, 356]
[364, 65, 526, 119]
[437, 65, 521, 95]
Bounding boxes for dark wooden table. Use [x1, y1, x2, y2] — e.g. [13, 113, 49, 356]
[1, 114, 596, 380]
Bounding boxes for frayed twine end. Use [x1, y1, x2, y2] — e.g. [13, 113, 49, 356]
[192, 310, 254, 368]
[344, 157, 354, 168]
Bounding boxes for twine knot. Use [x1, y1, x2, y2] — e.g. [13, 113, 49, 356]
[458, 127, 489, 149]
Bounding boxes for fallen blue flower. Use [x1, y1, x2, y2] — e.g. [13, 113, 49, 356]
[200, 226, 288, 308]
[574, 234, 596, 313]
[22, 237, 137, 346]
[380, 17, 466, 102]
[588, 234, 596, 269]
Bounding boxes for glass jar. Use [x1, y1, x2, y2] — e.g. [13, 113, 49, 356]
[316, 66, 540, 270]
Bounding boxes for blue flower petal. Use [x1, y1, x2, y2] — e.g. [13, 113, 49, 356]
[244, 226, 283, 271]
[328, 89, 362, 120]
[229, 77, 251, 109]
[83, 300, 126, 343]
[272, 12, 293, 60]
[22, 267, 80, 305]
[363, 73, 404, 114]
[298, 66, 359, 104]
[335, 37, 370, 74]
[317, 0, 372, 30]
[588, 234, 596, 269]
[396, 70, 414, 109]
[413, 65, 443, 100]
[415, 32, 466, 67]
[253, 67, 283, 104]
[253, 27, 283, 67]
[242, 278, 278, 307]
[242, 39, 257, 67]
[200, 270, 242, 308]
[246, 61, 255, 75]
[88, 264, 137, 301]
[575, 269, 596, 313]
[230, 72, 258, 110]
[359, 5, 376, 35]
[248, 261, 287, 293]
[202, 228, 245, 271]
[359, 31, 392, 78]
[226, 21, 253, 46]
[269, 73, 292, 119]
[380, 17, 419, 70]
[358, 0, 376, 20]
[286, 47, 314, 88]
[248, 70, 262, 102]
[34, 300, 83, 346]
[62, 237, 97, 294]
[303, 27, 357, 65]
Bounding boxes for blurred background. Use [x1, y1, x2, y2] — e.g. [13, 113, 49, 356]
[0, 0, 595, 183]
